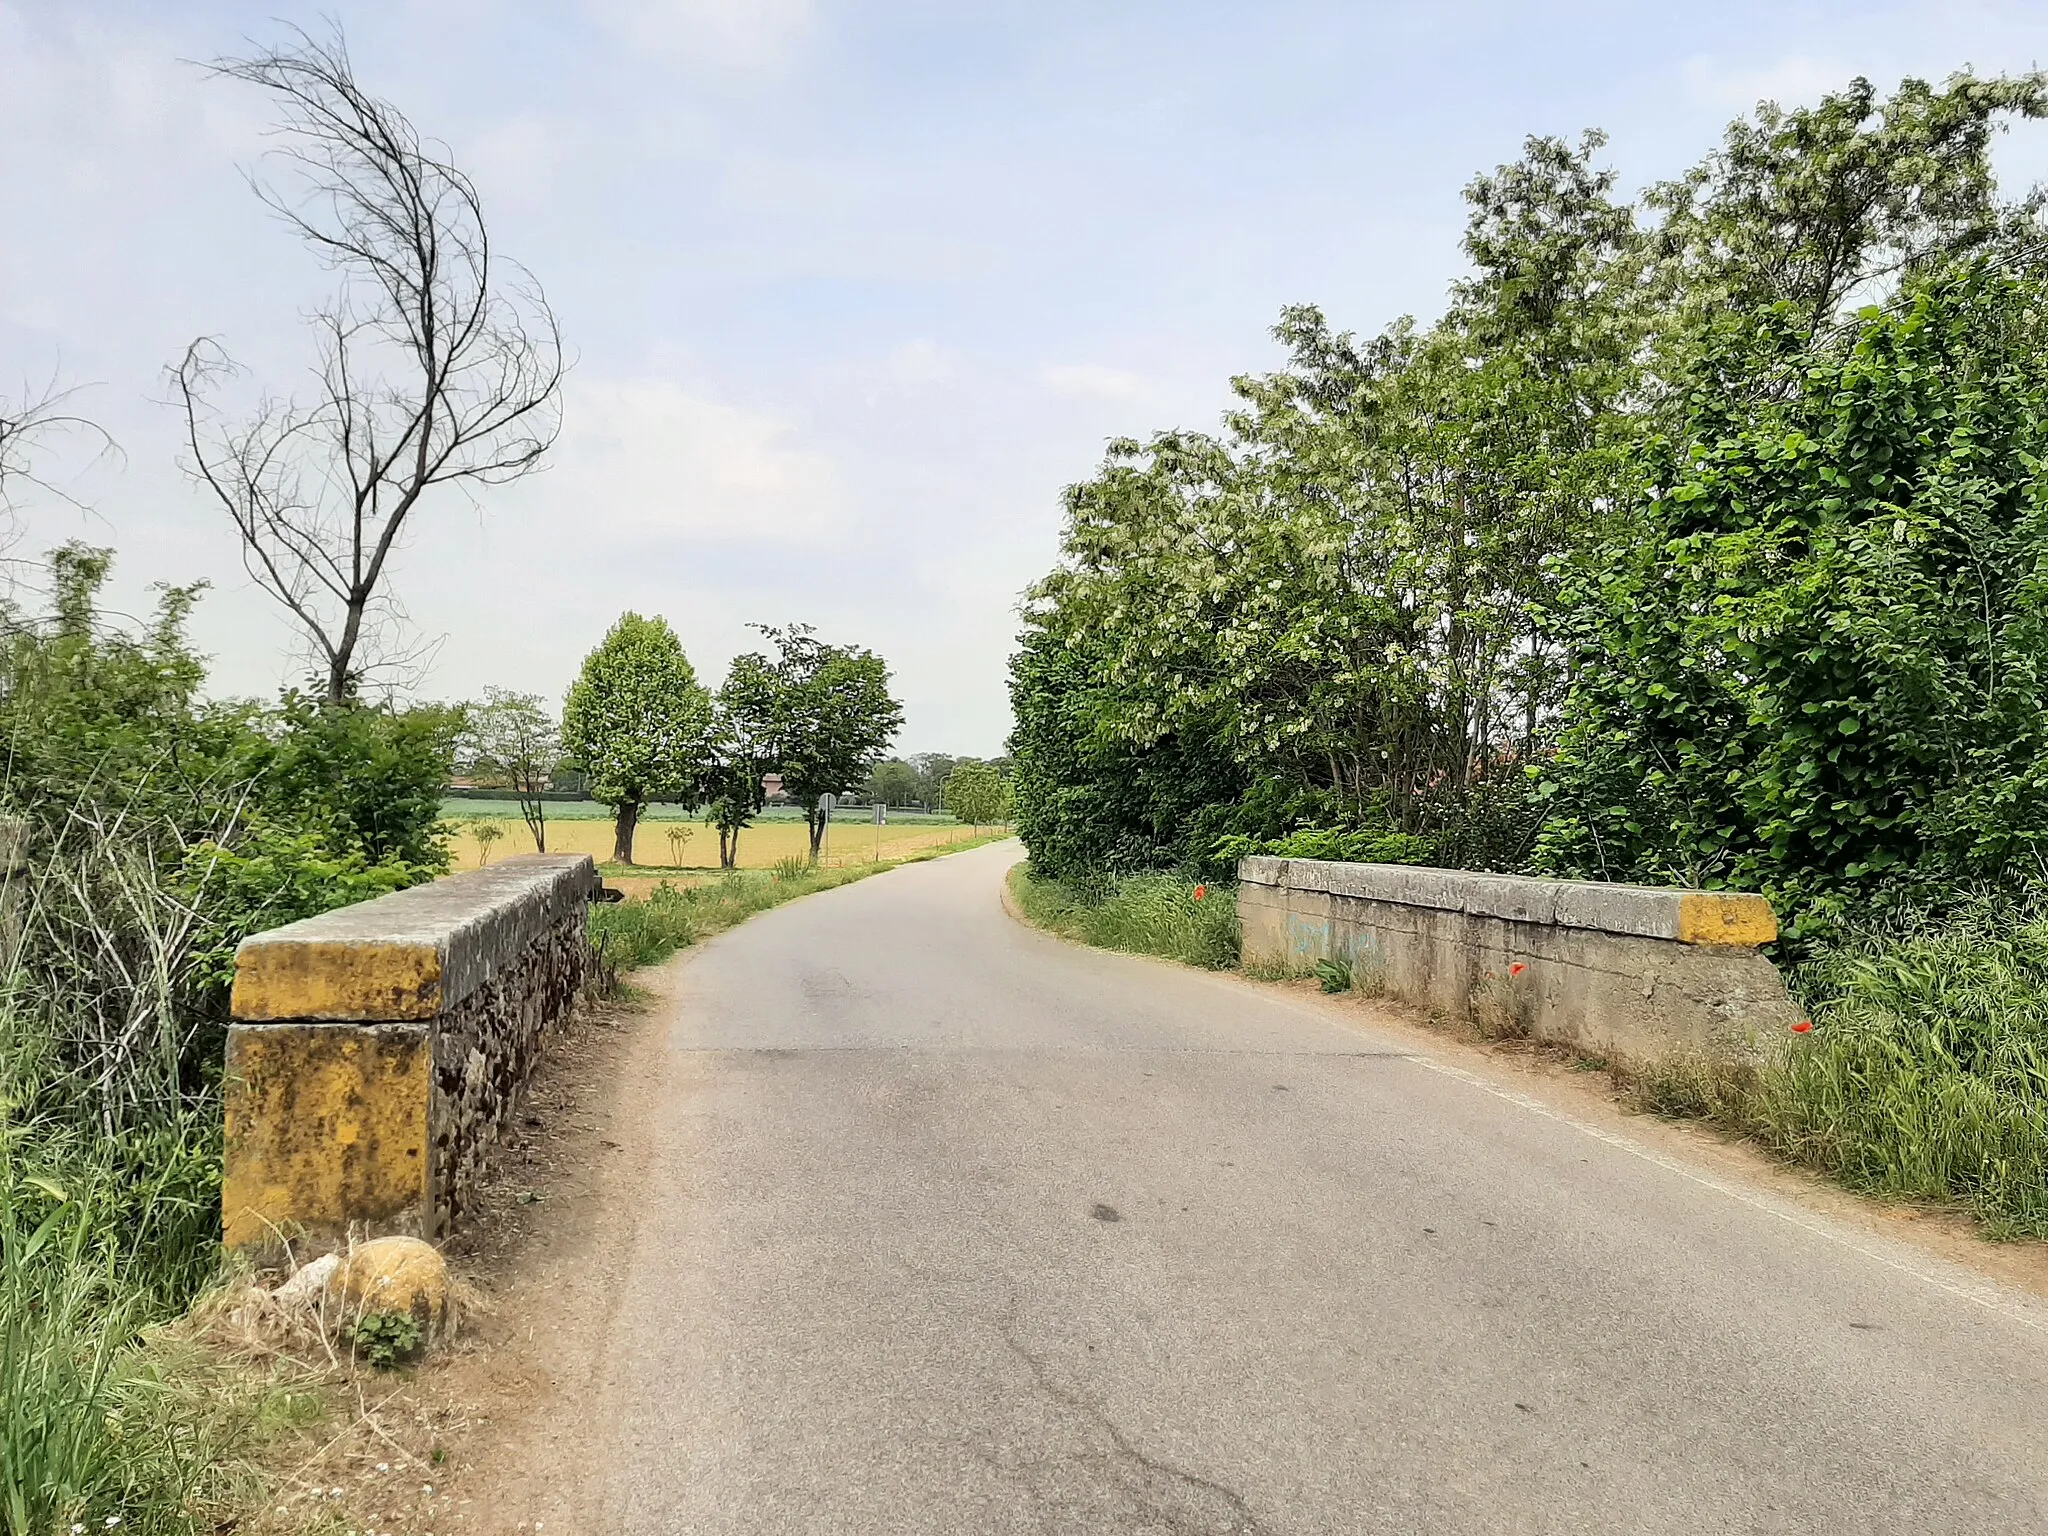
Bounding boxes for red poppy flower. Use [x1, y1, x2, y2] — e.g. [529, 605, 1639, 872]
[1791, 1019, 1814, 1034]
[1193, 884, 1207, 900]
[1509, 963, 1526, 977]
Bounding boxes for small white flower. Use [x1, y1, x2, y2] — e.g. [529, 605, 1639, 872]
[376, 1462, 390, 1473]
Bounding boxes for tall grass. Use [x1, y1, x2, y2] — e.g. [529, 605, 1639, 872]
[0, 814, 312, 1532]
[1635, 910, 2048, 1237]
[1769, 918, 2048, 1235]
[1008, 866, 1239, 970]
[2, 1168, 194, 1533]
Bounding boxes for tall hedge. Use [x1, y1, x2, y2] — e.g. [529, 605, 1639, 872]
[1535, 268, 2048, 943]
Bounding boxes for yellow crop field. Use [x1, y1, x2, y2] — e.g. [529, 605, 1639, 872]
[445, 816, 1000, 876]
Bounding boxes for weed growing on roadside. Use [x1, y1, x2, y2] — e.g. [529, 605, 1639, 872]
[1313, 957, 1352, 994]
[350, 1310, 423, 1370]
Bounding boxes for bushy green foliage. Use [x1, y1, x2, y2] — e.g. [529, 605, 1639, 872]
[1213, 825, 1432, 866]
[250, 693, 461, 870]
[1537, 265, 2048, 943]
[940, 761, 1010, 827]
[1009, 866, 1240, 971]
[562, 612, 715, 862]
[1011, 75, 2048, 898]
[1008, 621, 1254, 881]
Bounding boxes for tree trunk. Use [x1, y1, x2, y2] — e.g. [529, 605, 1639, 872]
[613, 799, 641, 865]
[808, 807, 826, 861]
[724, 828, 740, 869]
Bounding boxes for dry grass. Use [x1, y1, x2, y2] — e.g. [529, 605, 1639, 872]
[446, 817, 992, 874]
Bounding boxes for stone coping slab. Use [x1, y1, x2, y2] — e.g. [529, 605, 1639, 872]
[1237, 857, 1776, 947]
[231, 854, 600, 1022]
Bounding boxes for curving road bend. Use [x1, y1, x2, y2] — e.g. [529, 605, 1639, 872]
[533, 840, 2048, 1533]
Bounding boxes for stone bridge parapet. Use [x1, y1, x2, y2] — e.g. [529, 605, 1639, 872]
[1236, 857, 1798, 1065]
[223, 854, 599, 1255]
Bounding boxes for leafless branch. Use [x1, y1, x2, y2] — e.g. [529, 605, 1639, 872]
[174, 23, 563, 702]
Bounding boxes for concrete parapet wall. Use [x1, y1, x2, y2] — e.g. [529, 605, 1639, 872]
[1236, 858, 1798, 1066]
[224, 854, 599, 1255]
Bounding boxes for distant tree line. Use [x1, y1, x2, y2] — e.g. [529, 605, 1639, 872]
[863, 753, 1014, 811]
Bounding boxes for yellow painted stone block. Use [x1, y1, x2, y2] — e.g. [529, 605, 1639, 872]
[223, 1022, 432, 1253]
[231, 940, 444, 1022]
[1676, 891, 1778, 948]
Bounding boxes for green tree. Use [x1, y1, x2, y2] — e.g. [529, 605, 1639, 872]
[721, 624, 904, 860]
[1014, 127, 1644, 877]
[1648, 72, 2048, 340]
[459, 687, 559, 851]
[561, 613, 713, 865]
[865, 758, 921, 809]
[909, 753, 960, 809]
[700, 750, 763, 870]
[942, 762, 1009, 830]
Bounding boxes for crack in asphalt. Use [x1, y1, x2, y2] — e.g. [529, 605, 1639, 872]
[989, 1317, 1268, 1536]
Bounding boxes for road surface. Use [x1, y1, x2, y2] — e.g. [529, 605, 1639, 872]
[500, 841, 2048, 1533]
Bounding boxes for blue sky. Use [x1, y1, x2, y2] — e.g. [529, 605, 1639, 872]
[6, 1, 2048, 756]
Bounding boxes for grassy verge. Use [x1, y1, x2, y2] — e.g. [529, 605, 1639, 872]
[0, 1119, 329, 1533]
[1636, 913, 2048, 1239]
[1006, 863, 1239, 970]
[593, 833, 1015, 972]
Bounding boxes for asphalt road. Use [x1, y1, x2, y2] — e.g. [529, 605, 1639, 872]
[571, 841, 2048, 1533]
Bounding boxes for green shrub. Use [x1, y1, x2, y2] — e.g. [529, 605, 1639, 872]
[1215, 825, 1432, 867]
[350, 1310, 423, 1370]
[251, 692, 462, 871]
[1313, 957, 1353, 994]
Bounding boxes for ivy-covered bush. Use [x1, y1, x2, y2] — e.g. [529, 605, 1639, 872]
[1537, 267, 2048, 945]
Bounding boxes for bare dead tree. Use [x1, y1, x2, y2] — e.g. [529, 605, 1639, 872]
[174, 26, 563, 703]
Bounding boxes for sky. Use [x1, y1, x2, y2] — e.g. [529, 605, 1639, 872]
[5, 1, 2048, 758]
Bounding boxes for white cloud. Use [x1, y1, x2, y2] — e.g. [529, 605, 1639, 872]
[1038, 362, 1143, 400]
[541, 376, 843, 542]
[582, 0, 814, 72]
[1681, 54, 1849, 113]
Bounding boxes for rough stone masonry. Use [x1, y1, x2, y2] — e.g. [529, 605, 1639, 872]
[222, 853, 599, 1256]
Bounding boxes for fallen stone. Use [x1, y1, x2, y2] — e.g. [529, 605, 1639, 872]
[338, 1235, 451, 1336]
